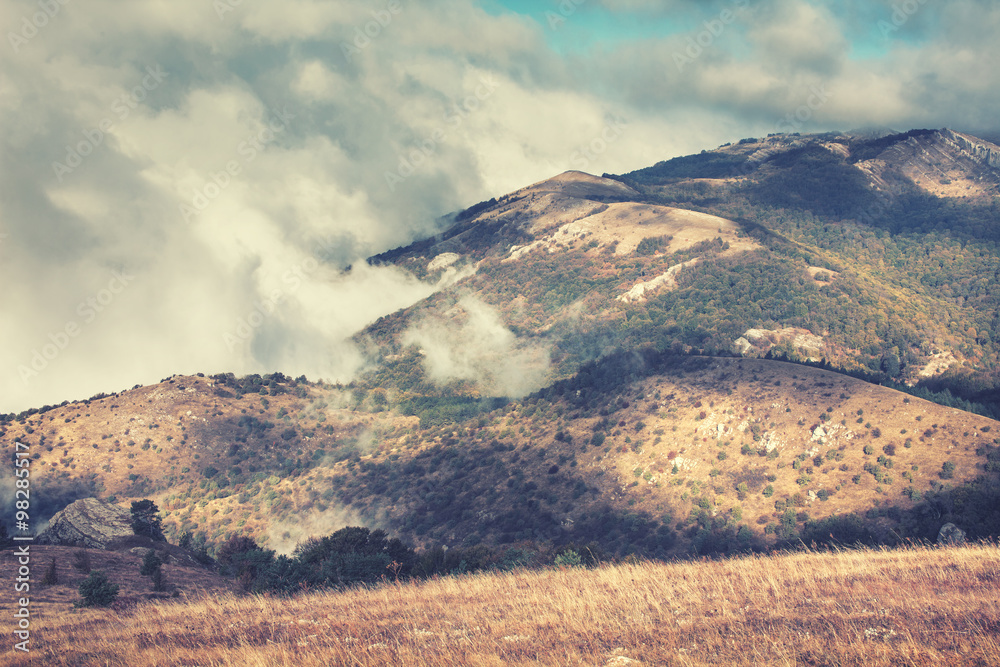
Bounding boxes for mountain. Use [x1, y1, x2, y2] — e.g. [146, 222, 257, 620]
[4, 128, 1000, 562]
[362, 128, 1000, 408]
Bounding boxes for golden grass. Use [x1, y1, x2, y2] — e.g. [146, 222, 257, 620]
[15, 543, 1000, 666]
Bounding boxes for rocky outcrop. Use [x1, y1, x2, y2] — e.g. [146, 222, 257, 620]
[732, 327, 825, 361]
[617, 259, 699, 303]
[936, 522, 967, 546]
[36, 497, 134, 549]
[942, 129, 1000, 170]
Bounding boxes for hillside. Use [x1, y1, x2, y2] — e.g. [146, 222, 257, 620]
[4, 127, 1000, 560]
[11, 542, 1000, 666]
[359, 129, 1000, 422]
[0, 544, 237, 608]
[5, 358, 998, 559]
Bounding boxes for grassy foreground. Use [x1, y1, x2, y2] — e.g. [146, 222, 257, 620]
[15, 543, 1000, 666]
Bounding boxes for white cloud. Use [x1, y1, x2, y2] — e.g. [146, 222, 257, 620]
[402, 295, 550, 398]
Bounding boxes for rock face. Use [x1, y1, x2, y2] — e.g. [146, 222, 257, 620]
[942, 129, 1000, 170]
[36, 497, 134, 549]
[936, 522, 967, 546]
[733, 327, 825, 361]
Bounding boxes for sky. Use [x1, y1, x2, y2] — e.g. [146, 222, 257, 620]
[2, 0, 999, 413]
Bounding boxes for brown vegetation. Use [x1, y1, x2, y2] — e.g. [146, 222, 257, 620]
[12, 542, 1000, 666]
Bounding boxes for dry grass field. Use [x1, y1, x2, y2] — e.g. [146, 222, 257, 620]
[12, 542, 1000, 666]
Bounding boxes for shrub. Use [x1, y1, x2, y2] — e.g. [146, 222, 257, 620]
[940, 461, 956, 480]
[863, 444, 874, 455]
[762, 485, 774, 498]
[883, 444, 896, 456]
[635, 234, 672, 255]
[77, 571, 119, 608]
[554, 549, 582, 568]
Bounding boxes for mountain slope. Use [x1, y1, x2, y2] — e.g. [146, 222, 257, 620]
[5, 128, 1000, 560]
[360, 128, 1000, 407]
[5, 357, 998, 558]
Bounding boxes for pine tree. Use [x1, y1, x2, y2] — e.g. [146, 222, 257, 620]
[139, 549, 163, 576]
[130, 499, 166, 541]
[77, 571, 119, 608]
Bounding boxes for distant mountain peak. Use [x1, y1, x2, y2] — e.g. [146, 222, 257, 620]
[853, 127, 1000, 198]
[516, 170, 638, 200]
[844, 126, 901, 140]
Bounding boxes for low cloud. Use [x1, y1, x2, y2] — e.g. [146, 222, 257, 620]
[264, 504, 371, 555]
[402, 296, 550, 398]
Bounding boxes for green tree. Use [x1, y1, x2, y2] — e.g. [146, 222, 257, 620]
[140, 549, 163, 576]
[554, 549, 582, 568]
[130, 499, 165, 541]
[151, 567, 168, 593]
[77, 571, 119, 608]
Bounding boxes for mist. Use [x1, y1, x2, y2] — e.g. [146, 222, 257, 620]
[402, 295, 551, 398]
